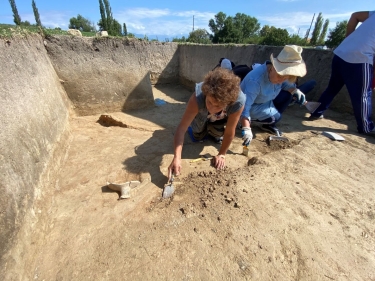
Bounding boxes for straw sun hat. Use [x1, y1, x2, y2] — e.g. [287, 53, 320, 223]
[270, 45, 307, 77]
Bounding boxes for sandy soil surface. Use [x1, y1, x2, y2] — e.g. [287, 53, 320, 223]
[27, 85, 375, 281]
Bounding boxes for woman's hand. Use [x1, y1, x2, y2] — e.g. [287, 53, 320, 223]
[211, 155, 226, 170]
[168, 157, 181, 181]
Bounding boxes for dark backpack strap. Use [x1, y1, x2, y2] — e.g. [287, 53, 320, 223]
[233, 65, 252, 81]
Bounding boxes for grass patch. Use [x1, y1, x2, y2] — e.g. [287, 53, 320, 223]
[0, 24, 98, 38]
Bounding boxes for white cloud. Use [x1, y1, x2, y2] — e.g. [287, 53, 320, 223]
[259, 11, 352, 36]
[114, 8, 214, 37]
[19, 10, 71, 28]
[118, 8, 171, 19]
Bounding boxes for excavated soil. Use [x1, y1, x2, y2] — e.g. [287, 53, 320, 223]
[27, 85, 375, 281]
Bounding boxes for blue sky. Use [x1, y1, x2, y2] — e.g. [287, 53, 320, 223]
[0, 0, 373, 40]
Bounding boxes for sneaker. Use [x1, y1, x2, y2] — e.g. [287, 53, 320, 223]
[260, 124, 283, 136]
[367, 128, 375, 136]
[308, 114, 324, 121]
[211, 136, 223, 144]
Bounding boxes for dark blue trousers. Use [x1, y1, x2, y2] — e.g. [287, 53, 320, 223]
[264, 80, 316, 124]
[311, 55, 374, 134]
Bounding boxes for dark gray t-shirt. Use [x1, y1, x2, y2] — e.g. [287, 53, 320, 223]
[191, 82, 245, 132]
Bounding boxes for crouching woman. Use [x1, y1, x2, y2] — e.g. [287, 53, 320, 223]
[168, 68, 245, 181]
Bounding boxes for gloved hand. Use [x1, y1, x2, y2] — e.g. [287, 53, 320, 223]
[292, 88, 306, 105]
[241, 127, 253, 146]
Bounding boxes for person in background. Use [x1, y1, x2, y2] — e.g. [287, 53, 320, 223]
[309, 10, 375, 135]
[239, 45, 308, 146]
[167, 68, 245, 181]
[220, 58, 233, 70]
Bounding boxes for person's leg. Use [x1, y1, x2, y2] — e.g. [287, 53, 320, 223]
[207, 118, 227, 143]
[190, 113, 208, 141]
[298, 79, 316, 95]
[274, 90, 292, 113]
[343, 62, 374, 133]
[310, 55, 345, 118]
[253, 113, 283, 136]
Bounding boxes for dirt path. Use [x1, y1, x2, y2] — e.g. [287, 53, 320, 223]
[28, 85, 375, 280]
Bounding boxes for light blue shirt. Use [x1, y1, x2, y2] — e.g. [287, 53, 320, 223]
[240, 62, 294, 121]
[334, 11, 375, 65]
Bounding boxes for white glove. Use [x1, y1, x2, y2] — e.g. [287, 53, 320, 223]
[241, 127, 253, 146]
[292, 88, 306, 105]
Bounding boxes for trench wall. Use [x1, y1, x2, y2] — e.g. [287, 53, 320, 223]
[45, 36, 180, 116]
[0, 34, 71, 277]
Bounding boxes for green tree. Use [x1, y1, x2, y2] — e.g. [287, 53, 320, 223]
[208, 11, 226, 40]
[318, 19, 329, 45]
[113, 19, 122, 35]
[123, 23, 127, 36]
[310, 12, 323, 45]
[8, 0, 21, 25]
[232, 13, 260, 42]
[288, 34, 305, 45]
[261, 27, 289, 46]
[69, 14, 96, 32]
[32, 0, 42, 27]
[99, 0, 107, 31]
[187, 28, 211, 44]
[98, 0, 121, 36]
[172, 36, 187, 42]
[325, 20, 347, 49]
[21, 20, 31, 26]
[103, 0, 113, 34]
[259, 25, 271, 37]
[208, 12, 260, 43]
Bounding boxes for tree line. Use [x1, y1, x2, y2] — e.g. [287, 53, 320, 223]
[8, 0, 346, 48]
[175, 11, 347, 49]
[7, 0, 131, 36]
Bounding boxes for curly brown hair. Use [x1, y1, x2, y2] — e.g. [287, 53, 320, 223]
[201, 68, 241, 106]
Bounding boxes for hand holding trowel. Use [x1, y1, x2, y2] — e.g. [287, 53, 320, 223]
[291, 88, 320, 113]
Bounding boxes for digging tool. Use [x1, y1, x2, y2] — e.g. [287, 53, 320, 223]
[107, 181, 141, 200]
[267, 128, 289, 142]
[162, 174, 175, 199]
[242, 145, 249, 156]
[304, 101, 321, 113]
[311, 131, 345, 141]
[291, 99, 321, 113]
[322, 131, 345, 141]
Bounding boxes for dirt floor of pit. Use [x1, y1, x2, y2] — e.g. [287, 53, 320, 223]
[21, 85, 375, 281]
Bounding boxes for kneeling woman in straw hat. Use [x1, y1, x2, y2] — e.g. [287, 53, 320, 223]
[240, 45, 308, 147]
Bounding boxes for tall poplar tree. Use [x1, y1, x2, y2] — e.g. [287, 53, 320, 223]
[318, 19, 330, 46]
[32, 0, 42, 27]
[310, 12, 323, 45]
[8, 0, 21, 25]
[99, 0, 107, 31]
[123, 23, 127, 36]
[103, 0, 113, 34]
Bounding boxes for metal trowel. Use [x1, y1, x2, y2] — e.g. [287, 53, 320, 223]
[304, 101, 321, 113]
[162, 174, 175, 199]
